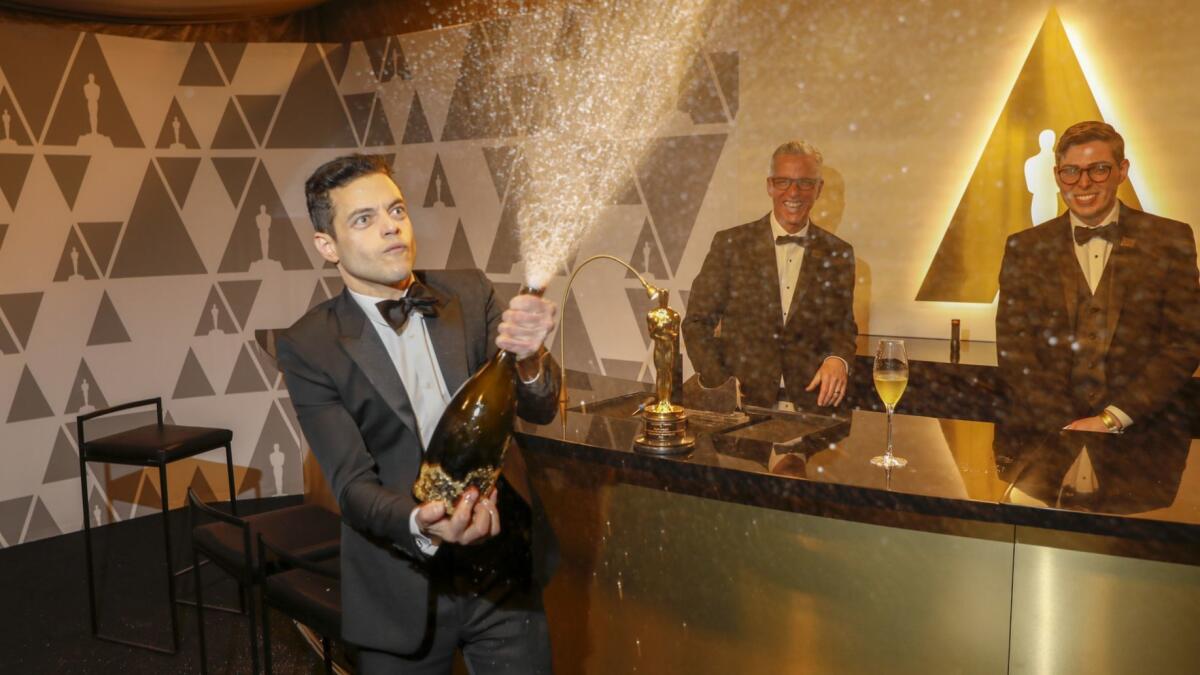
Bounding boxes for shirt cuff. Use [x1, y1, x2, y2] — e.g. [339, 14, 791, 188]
[823, 355, 849, 373]
[1105, 405, 1133, 430]
[408, 506, 440, 556]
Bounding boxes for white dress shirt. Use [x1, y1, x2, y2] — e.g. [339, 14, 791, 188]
[349, 287, 452, 554]
[768, 212, 848, 396]
[1067, 203, 1132, 429]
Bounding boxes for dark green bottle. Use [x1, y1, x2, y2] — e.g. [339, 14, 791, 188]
[413, 287, 539, 511]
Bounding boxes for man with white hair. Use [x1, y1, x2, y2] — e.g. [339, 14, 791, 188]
[683, 140, 858, 410]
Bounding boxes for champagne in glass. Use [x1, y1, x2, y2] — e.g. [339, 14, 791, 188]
[871, 339, 908, 468]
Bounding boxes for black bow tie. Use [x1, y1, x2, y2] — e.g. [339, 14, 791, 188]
[775, 233, 812, 247]
[376, 282, 439, 331]
[1073, 223, 1120, 246]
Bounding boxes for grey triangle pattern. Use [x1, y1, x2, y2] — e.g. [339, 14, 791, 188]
[0, 322, 17, 355]
[677, 52, 728, 124]
[23, 497, 62, 543]
[109, 164, 207, 278]
[484, 195, 522, 275]
[636, 134, 727, 274]
[382, 38, 411, 82]
[156, 157, 201, 207]
[174, 347, 216, 399]
[344, 93, 374, 142]
[236, 95, 279, 146]
[601, 358, 646, 383]
[226, 342, 269, 394]
[0, 87, 34, 145]
[78, 222, 122, 276]
[250, 339, 281, 390]
[87, 291, 131, 345]
[211, 98, 256, 149]
[64, 358, 110, 414]
[0, 24, 76, 140]
[481, 145, 526, 202]
[186, 463, 221, 503]
[193, 286, 237, 336]
[217, 164, 311, 272]
[306, 278, 331, 311]
[278, 396, 303, 440]
[0, 496, 32, 547]
[364, 95, 395, 146]
[44, 33, 144, 148]
[211, 157, 256, 206]
[445, 219, 476, 269]
[248, 400, 303, 497]
[0, 154, 34, 209]
[624, 218, 669, 281]
[624, 287, 655, 349]
[210, 43, 247, 83]
[53, 227, 100, 282]
[7, 365, 54, 423]
[362, 36, 390, 81]
[322, 43, 351, 83]
[267, 44, 357, 148]
[88, 487, 119, 527]
[709, 51, 739, 119]
[323, 276, 345, 296]
[402, 91, 433, 144]
[44, 155, 90, 210]
[423, 155, 455, 207]
[0, 224, 7, 253]
[219, 279, 262, 331]
[155, 97, 201, 149]
[179, 43, 225, 86]
[0, 291, 42, 349]
[559, 290, 602, 374]
[42, 428, 79, 484]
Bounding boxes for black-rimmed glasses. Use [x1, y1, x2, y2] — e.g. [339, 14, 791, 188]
[1056, 162, 1114, 185]
[769, 176, 821, 191]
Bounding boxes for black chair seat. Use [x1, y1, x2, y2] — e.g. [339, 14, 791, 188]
[83, 424, 234, 464]
[193, 504, 341, 577]
[264, 565, 342, 638]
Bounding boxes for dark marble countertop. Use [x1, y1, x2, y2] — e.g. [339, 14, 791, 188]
[518, 372, 1200, 543]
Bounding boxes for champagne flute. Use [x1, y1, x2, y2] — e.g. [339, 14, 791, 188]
[871, 339, 908, 468]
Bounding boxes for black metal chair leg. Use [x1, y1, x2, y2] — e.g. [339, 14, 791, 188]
[322, 635, 332, 673]
[193, 546, 209, 675]
[225, 444, 238, 516]
[78, 454, 99, 636]
[261, 600, 274, 675]
[159, 463, 180, 652]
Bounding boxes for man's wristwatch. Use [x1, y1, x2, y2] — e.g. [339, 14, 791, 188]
[1098, 409, 1123, 433]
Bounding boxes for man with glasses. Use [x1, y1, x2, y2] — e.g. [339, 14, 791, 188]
[683, 140, 857, 410]
[997, 121, 1200, 433]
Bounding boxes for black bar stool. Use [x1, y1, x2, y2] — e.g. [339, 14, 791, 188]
[257, 531, 342, 674]
[76, 396, 235, 654]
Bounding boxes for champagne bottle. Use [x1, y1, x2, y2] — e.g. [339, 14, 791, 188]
[412, 287, 540, 511]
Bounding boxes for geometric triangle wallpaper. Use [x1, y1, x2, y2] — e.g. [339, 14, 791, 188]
[0, 15, 738, 548]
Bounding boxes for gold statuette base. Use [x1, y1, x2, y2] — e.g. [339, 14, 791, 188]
[634, 404, 695, 455]
[413, 462, 501, 514]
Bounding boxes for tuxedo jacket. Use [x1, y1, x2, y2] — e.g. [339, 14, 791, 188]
[682, 214, 858, 408]
[996, 203, 1200, 430]
[276, 269, 560, 655]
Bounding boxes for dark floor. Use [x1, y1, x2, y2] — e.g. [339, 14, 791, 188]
[0, 496, 343, 674]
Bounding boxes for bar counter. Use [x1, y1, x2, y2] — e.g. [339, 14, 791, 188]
[519, 371, 1200, 674]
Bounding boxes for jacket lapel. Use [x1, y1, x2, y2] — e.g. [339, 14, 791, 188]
[1099, 204, 1138, 355]
[750, 216, 785, 327]
[333, 289, 420, 440]
[1048, 216, 1082, 327]
[419, 274, 471, 395]
[785, 223, 824, 329]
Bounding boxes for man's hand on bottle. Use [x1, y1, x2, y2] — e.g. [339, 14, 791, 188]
[497, 294, 557, 360]
[415, 487, 500, 545]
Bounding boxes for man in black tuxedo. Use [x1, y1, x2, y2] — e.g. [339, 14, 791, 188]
[683, 140, 858, 409]
[997, 121, 1200, 433]
[277, 154, 560, 673]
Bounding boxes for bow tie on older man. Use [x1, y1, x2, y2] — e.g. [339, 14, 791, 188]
[1073, 222, 1120, 246]
[775, 233, 813, 247]
[376, 281, 439, 331]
